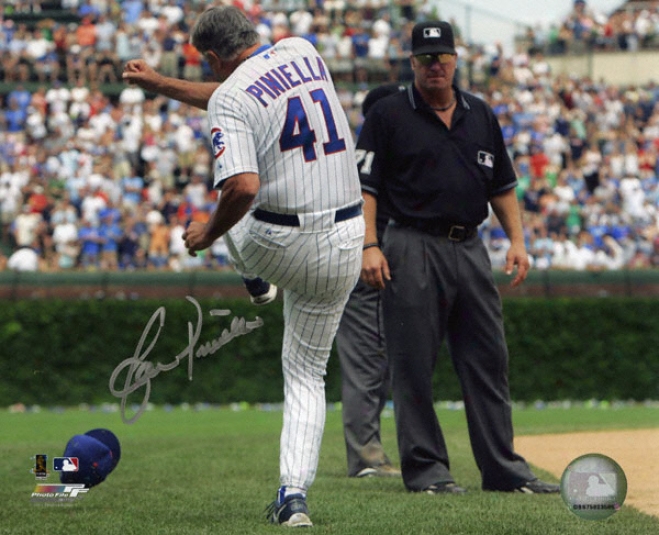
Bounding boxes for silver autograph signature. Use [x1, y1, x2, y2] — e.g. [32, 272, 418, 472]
[109, 296, 264, 424]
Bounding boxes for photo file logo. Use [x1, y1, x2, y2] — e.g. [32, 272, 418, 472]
[31, 484, 89, 504]
[29, 454, 87, 505]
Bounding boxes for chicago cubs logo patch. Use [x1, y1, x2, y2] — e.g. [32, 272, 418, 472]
[477, 150, 494, 168]
[211, 127, 226, 159]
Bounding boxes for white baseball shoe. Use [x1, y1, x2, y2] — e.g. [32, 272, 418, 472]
[242, 277, 278, 305]
[265, 494, 312, 527]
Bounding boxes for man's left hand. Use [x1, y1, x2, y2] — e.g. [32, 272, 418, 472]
[505, 242, 530, 288]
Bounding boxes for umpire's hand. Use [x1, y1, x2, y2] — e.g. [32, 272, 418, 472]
[361, 247, 391, 289]
[505, 241, 530, 288]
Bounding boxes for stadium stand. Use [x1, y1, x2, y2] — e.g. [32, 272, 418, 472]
[1, 0, 659, 273]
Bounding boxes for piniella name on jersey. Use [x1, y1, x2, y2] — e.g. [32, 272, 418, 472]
[245, 55, 329, 108]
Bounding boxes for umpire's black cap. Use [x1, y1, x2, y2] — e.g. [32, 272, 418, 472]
[411, 21, 456, 55]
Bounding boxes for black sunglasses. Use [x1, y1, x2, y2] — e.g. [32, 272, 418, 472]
[414, 53, 455, 66]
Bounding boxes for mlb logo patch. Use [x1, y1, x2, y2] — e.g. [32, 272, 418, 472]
[53, 457, 79, 472]
[424, 27, 442, 38]
[211, 126, 226, 159]
[566, 471, 617, 498]
[478, 151, 494, 168]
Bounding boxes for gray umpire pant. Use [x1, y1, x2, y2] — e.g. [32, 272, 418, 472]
[381, 224, 535, 491]
[335, 279, 392, 476]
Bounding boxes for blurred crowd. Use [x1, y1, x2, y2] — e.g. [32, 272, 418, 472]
[3, 1, 659, 87]
[1, 0, 659, 273]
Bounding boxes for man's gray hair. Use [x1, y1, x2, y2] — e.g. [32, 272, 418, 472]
[190, 6, 260, 61]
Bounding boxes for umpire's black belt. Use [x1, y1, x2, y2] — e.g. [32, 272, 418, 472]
[253, 204, 362, 227]
[388, 218, 477, 242]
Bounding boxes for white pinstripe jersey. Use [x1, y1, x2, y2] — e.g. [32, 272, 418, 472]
[207, 37, 361, 215]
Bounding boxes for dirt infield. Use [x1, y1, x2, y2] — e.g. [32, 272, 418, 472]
[516, 429, 659, 518]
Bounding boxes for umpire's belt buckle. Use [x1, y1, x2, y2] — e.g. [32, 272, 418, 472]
[448, 225, 467, 241]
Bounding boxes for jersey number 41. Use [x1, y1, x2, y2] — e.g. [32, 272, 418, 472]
[279, 88, 346, 162]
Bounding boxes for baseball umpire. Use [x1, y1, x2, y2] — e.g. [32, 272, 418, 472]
[358, 20, 560, 495]
[334, 83, 404, 479]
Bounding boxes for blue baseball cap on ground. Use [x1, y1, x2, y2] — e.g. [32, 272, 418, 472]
[60, 428, 121, 488]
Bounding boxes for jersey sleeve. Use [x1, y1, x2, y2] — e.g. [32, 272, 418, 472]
[489, 105, 518, 197]
[356, 105, 389, 198]
[208, 87, 260, 190]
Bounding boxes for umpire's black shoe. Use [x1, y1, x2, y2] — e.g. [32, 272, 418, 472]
[514, 479, 560, 494]
[265, 494, 313, 527]
[423, 482, 467, 494]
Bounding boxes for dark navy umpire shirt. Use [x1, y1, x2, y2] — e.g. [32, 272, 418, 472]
[357, 84, 517, 228]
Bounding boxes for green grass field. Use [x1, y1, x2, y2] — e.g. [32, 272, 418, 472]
[2, 404, 658, 535]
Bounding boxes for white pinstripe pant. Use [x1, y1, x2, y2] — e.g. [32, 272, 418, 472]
[226, 209, 364, 490]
